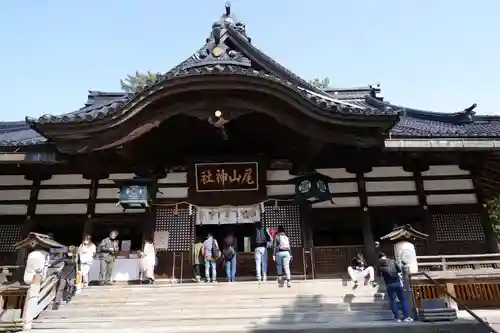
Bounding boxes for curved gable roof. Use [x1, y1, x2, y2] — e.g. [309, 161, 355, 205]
[0, 5, 499, 147]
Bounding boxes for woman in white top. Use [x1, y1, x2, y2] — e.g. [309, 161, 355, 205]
[78, 234, 96, 288]
[140, 238, 156, 284]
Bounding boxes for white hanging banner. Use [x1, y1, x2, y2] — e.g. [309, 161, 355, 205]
[196, 205, 261, 225]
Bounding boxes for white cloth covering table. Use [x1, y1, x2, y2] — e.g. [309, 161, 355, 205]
[89, 258, 141, 282]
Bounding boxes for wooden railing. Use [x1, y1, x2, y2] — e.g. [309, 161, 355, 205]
[410, 271, 497, 333]
[412, 253, 500, 310]
[1, 268, 61, 331]
[22, 272, 60, 330]
[416, 253, 500, 278]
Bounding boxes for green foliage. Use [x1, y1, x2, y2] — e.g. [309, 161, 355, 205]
[309, 77, 330, 90]
[120, 71, 159, 93]
[487, 195, 500, 241]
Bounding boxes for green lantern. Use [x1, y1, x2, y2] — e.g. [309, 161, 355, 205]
[293, 171, 334, 204]
[114, 178, 153, 210]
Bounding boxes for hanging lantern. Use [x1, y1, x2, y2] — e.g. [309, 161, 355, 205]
[292, 170, 334, 204]
[114, 178, 153, 210]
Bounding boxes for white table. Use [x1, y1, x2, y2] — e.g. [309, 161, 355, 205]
[89, 258, 141, 282]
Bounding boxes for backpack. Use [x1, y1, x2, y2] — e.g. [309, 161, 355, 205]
[223, 246, 235, 261]
[276, 234, 290, 251]
[211, 239, 220, 259]
[256, 228, 268, 245]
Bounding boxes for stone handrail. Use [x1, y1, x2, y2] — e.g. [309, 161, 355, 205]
[22, 271, 60, 330]
[416, 253, 500, 278]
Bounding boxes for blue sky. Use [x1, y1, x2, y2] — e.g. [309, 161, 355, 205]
[0, 0, 498, 121]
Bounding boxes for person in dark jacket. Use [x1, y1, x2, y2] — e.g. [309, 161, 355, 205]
[378, 253, 413, 323]
[253, 221, 270, 283]
[223, 232, 237, 282]
[51, 245, 78, 309]
[98, 230, 119, 285]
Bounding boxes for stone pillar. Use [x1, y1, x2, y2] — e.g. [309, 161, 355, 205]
[394, 240, 419, 274]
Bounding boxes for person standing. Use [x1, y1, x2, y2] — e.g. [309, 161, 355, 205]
[78, 234, 96, 288]
[191, 237, 204, 282]
[139, 238, 156, 284]
[273, 226, 292, 288]
[223, 232, 237, 283]
[253, 222, 270, 283]
[51, 246, 78, 309]
[378, 253, 413, 323]
[98, 230, 119, 285]
[202, 232, 220, 283]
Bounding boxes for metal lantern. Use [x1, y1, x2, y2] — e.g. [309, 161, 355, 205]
[293, 170, 334, 204]
[114, 178, 153, 210]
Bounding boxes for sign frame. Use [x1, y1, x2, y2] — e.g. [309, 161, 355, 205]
[194, 161, 259, 193]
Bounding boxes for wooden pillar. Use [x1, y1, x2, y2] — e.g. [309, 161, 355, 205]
[413, 170, 437, 254]
[17, 177, 41, 265]
[299, 202, 314, 278]
[471, 171, 499, 253]
[143, 177, 159, 243]
[83, 178, 99, 237]
[356, 171, 377, 266]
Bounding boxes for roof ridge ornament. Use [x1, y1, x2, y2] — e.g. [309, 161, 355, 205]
[178, 2, 251, 70]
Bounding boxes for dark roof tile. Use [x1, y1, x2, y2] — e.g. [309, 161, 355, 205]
[0, 121, 45, 146]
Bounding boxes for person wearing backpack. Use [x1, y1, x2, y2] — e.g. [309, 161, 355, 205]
[378, 253, 413, 323]
[223, 232, 237, 283]
[253, 221, 271, 283]
[273, 225, 292, 288]
[202, 232, 220, 283]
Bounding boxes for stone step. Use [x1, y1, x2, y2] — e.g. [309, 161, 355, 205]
[83, 280, 383, 292]
[31, 319, 485, 332]
[37, 309, 395, 321]
[62, 300, 387, 312]
[39, 306, 393, 319]
[33, 313, 396, 329]
[75, 283, 383, 298]
[42, 301, 389, 317]
[66, 295, 386, 308]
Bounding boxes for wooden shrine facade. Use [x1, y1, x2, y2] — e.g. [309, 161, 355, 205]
[0, 157, 498, 276]
[1, 4, 500, 276]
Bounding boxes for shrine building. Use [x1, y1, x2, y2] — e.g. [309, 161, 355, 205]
[0, 5, 499, 278]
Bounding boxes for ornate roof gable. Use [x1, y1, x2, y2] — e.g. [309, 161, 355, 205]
[26, 3, 396, 128]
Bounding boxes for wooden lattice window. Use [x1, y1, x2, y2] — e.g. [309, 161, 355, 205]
[262, 203, 302, 247]
[155, 208, 195, 251]
[0, 223, 22, 252]
[431, 213, 484, 242]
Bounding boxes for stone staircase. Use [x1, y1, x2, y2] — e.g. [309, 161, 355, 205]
[31, 279, 487, 333]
